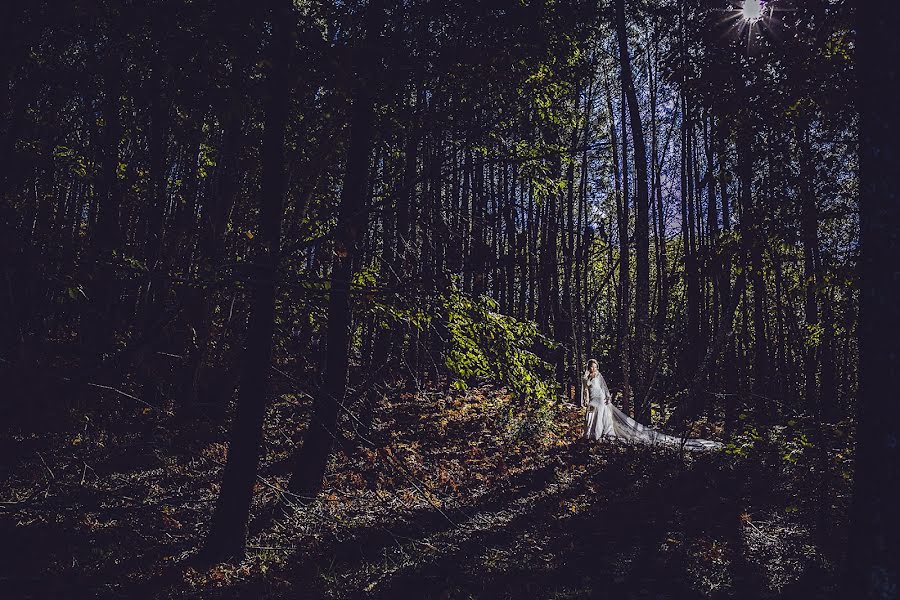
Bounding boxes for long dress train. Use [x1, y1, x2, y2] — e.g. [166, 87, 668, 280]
[582, 372, 722, 451]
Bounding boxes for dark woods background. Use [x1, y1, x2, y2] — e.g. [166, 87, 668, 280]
[1, 0, 858, 427]
[2, 0, 895, 598]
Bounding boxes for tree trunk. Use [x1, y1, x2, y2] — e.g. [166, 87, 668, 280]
[715, 117, 738, 435]
[605, 72, 630, 414]
[82, 49, 123, 359]
[616, 0, 650, 422]
[680, 94, 700, 378]
[737, 115, 769, 416]
[288, 1, 382, 497]
[847, 2, 900, 596]
[202, 0, 291, 561]
[797, 119, 821, 412]
[649, 30, 668, 355]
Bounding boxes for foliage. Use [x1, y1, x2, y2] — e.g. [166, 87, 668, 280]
[442, 285, 556, 403]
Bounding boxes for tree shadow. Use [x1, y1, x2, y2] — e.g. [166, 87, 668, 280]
[365, 445, 703, 600]
[1, 386, 845, 600]
[197, 442, 710, 599]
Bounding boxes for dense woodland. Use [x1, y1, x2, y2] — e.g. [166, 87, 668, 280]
[1, 1, 897, 599]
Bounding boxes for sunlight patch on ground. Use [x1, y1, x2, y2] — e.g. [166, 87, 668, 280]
[741, 511, 830, 594]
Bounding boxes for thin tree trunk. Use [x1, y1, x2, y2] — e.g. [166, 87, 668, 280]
[604, 72, 630, 413]
[288, 1, 383, 497]
[82, 49, 123, 358]
[797, 119, 821, 413]
[680, 93, 698, 377]
[616, 0, 650, 422]
[202, 0, 291, 560]
[737, 114, 769, 415]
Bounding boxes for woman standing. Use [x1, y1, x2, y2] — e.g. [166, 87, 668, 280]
[581, 359, 722, 450]
[583, 359, 615, 439]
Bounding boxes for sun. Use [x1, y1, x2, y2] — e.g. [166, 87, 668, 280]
[741, 0, 764, 22]
[713, 0, 790, 53]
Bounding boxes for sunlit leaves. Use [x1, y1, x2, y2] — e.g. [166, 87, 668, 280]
[823, 30, 851, 62]
[198, 141, 217, 178]
[521, 59, 578, 130]
[441, 285, 556, 403]
[52, 145, 89, 178]
[804, 322, 824, 348]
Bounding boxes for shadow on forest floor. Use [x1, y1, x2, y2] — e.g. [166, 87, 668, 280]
[1, 383, 844, 599]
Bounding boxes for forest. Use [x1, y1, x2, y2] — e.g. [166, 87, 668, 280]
[1, 0, 897, 599]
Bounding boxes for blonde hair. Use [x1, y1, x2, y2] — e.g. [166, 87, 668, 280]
[584, 358, 599, 380]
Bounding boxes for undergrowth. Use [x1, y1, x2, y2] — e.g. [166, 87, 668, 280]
[0, 382, 849, 599]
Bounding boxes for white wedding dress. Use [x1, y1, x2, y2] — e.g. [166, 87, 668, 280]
[583, 372, 722, 451]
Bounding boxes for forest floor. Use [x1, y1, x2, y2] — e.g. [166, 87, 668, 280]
[1, 380, 849, 600]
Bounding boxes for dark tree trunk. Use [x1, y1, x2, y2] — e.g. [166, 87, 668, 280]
[715, 117, 738, 434]
[562, 121, 578, 397]
[797, 120, 821, 412]
[135, 46, 172, 409]
[737, 115, 769, 415]
[288, 1, 382, 497]
[527, 178, 537, 322]
[847, 2, 900, 596]
[506, 163, 517, 317]
[616, 0, 651, 422]
[649, 31, 668, 355]
[605, 73, 631, 414]
[548, 149, 564, 389]
[201, 1, 291, 561]
[82, 49, 124, 359]
[681, 94, 700, 378]
[703, 112, 720, 413]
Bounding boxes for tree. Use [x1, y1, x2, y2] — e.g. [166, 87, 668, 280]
[847, 1, 900, 596]
[287, 0, 385, 498]
[615, 0, 651, 422]
[202, 0, 292, 561]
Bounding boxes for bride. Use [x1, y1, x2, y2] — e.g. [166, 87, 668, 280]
[582, 359, 722, 451]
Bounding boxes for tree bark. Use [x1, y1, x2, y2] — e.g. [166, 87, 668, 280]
[605, 72, 630, 414]
[797, 119, 821, 412]
[288, 1, 383, 497]
[82, 47, 124, 359]
[681, 93, 700, 378]
[615, 0, 651, 422]
[201, 0, 291, 561]
[847, 1, 900, 596]
[737, 114, 769, 414]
